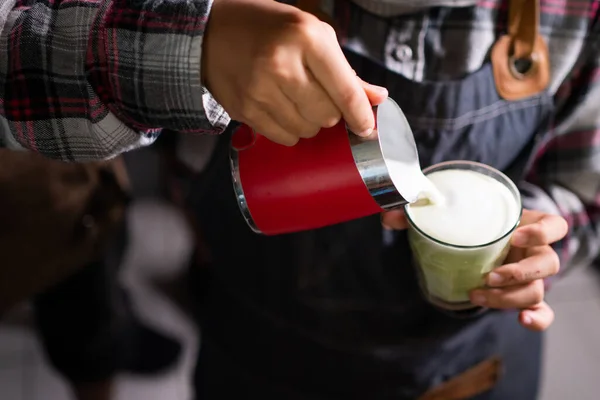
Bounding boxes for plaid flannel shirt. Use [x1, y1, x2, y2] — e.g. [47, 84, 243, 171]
[0, 0, 230, 160]
[1, 0, 599, 277]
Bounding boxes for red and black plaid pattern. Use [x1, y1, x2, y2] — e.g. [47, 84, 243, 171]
[0, 0, 230, 161]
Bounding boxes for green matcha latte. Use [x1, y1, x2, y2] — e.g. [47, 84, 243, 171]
[404, 161, 522, 310]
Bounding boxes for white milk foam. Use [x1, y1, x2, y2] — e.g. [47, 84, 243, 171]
[405, 169, 520, 247]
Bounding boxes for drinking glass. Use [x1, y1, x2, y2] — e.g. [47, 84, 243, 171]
[404, 161, 523, 311]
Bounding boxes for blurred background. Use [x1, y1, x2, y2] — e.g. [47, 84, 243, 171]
[0, 146, 596, 400]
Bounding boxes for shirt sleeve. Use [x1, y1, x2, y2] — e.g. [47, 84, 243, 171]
[0, 0, 230, 161]
[521, 40, 600, 283]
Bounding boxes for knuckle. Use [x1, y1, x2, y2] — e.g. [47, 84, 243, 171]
[299, 125, 320, 138]
[296, 15, 325, 41]
[281, 136, 300, 146]
[339, 86, 362, 108]
[265, 52, 292, 80]
[532, 223, 549, 244]
[320, 108, 342, 127]
[296, 18, 337, 54]
[266, 130, 295, 147]
[509, 267, 526, 283]
[293, 14, 321, 42]
[320, 22, 337, 39]
[301, 98, 342, 127]
[322, 116, 340, 128]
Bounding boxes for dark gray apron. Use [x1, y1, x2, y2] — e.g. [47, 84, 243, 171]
[185, 15, 555, 399]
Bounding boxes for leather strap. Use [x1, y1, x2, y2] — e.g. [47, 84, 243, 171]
[508, 0, 536, 59]
[297, 0, 549, 101]
[492, 0, 550, 100]
[418, 356, 503, 400]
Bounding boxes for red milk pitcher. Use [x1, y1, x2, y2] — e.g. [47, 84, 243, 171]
[230, 98, 421, 235]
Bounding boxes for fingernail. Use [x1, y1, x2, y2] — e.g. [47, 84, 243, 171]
[512, 231, 527, 246]
[358, 128, 373, 137]
[471, 292, 487, 305]
[487, 272, 503, 286]
[522, 313, 533, 325]
[369, 84, 388, 96]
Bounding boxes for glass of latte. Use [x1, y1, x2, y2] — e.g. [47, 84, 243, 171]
[404, 161, 522, 311]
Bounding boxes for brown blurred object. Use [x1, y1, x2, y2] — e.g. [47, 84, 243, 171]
[72, 380, 113, 400]
[0, 150, 129, 314]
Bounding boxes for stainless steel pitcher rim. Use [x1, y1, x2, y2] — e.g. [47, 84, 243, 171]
[230, 148, 261, 233]
[374, 98, 422, 204]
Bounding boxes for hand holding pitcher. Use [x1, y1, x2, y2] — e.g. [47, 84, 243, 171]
[202, 0, 387, 146]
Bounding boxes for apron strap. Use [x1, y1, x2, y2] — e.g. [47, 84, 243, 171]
[492, 0, 550, 100]
[298, 0, 550, 101]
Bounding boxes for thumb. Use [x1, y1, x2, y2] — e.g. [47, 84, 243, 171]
[360, 79, 388, 106]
